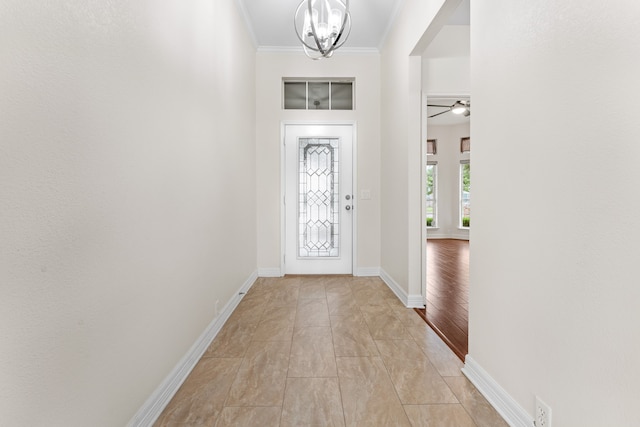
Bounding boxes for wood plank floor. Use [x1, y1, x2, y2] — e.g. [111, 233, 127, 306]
[415, 239, 469, 361]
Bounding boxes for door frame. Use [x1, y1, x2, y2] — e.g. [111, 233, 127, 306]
[280, 121, 358, 276]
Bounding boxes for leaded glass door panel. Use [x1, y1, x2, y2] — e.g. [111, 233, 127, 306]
[284, 124, 353, 274]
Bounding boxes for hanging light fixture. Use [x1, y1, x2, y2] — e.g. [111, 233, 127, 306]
[451, 101, 468, 115]
[294, 0, 351, 60]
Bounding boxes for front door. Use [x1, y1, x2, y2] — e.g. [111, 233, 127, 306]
[284, 124, 353, 274]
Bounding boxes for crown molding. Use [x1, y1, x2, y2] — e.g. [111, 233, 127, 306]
[257, 45, 380, 55]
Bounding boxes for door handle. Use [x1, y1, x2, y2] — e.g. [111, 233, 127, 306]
[345, 205, 351, 211]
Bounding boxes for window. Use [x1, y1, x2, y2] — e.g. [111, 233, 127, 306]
[283, 79, 354, 110]
[427, 139, 437, 155]
[426, 162, 437, 227]
[460, 137, 470, 153]
[460, 161, 470, 227]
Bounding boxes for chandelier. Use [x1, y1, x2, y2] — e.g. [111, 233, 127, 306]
[294, 0, 351, 60]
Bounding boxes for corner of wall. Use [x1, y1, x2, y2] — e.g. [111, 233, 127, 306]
[379, 269, 424, 308]
[462, 356, 533, 427]
[127, 271, 259, 427]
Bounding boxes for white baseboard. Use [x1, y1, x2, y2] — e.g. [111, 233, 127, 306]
[379, 268, 405, 306]
[355, 267, 380, 277]
[451, 234, 470, 241]
[127, 270, 259, 427]
[427, 234, 469, 241]
[406, 294, 425, 308]
[260, 267, 380, 277]
[257, 267, 282, 277]
[379, 269, 424, 308]
[462, 356, 533, 427]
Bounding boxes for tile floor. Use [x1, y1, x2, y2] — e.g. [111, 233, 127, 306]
[155, 276, 508, 427]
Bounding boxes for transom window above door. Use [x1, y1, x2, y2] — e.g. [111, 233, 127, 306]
[283, 79, 354, 110]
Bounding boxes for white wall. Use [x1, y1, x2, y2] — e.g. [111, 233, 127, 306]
[423, 57, 470, 95]
[426, 123, 470, 239]
[255, 53, 381, 274]
[0, 1, 256, 425]
[380, 0, 448, 299]
[470, 1, 640, 425]
[423, 25, 470, 95]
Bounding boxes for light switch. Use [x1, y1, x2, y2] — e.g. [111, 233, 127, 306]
[360, 189, 371, 200]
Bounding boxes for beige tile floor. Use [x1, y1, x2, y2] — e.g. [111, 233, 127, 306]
[155, 276, 508, 427]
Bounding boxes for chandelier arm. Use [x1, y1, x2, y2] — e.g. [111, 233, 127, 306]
[293, 2, 307, 45]
[303, 44, 324, 60]
[337, 0, 350, 46]
[331, 12, 351, 50]
[293, 1, 321, 52]
[307, 0, 329, 57]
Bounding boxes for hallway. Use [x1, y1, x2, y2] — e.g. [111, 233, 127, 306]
[155, 276, 507, 426]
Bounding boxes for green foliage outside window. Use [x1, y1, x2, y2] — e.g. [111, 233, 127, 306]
[461, 163, 470, 228]
[462, 164, 470, 193]
[426, 164, 435, 227]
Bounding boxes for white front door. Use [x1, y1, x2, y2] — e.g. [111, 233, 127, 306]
[284, 124, 354, 274]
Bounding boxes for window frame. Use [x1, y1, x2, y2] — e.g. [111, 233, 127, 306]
[460, 136, 470, 153]
[427, 138, 437, 155]
[426, 161, 438, 228]
[283, 79, 355, 110]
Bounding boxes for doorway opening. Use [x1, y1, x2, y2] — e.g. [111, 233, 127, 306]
[418, 94, 470, 361]
[414, 0, 471, 361]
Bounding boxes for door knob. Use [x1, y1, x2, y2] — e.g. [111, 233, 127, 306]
[345, 195, 351, 200]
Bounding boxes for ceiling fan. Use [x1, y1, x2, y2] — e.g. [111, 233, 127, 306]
[427, 100, 470, 118]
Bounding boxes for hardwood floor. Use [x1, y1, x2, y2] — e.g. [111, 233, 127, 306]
[415, 239, 469, 361]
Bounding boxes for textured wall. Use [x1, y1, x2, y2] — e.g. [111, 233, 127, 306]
[470, 1, 640, 425]
[0, 0, 256, 425]
[380, 0, 447, 295]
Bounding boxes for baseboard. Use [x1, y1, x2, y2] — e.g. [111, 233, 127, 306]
[406, 294, 425, 308]
[127, 270, 259, 427]
[257, 267, 282, 277]
[427, 235, 469, 241]
[451, 234, 470, 241]
[462, 356, 533, 427]
[379, 269, 424, 308]
[355, 267, 380, 277]
[260, 267, 380, 277]
[379, 268, 406, 306]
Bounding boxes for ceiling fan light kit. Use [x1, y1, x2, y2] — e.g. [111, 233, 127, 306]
[294, 0, 351, 60]
[451, 101, 467, 115]
[427, 100, 471, 118]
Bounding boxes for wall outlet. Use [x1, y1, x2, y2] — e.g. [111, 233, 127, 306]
[535, 396, 552, 427]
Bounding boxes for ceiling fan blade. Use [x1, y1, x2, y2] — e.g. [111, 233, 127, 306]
[427, 104, 453, 108]
[428, 110, 451, 118]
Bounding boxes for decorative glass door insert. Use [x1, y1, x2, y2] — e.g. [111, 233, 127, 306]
[298, 138, 340, 258]
[284, 124, 352, 275]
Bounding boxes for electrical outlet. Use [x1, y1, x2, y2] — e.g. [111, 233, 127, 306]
[535, 396, 551, 427]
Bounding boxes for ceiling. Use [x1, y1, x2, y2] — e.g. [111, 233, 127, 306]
[238, 1, 471, 125]
[237, 0, 470, 51]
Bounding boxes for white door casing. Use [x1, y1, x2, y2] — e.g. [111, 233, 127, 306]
[283, 124, 354, 274]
